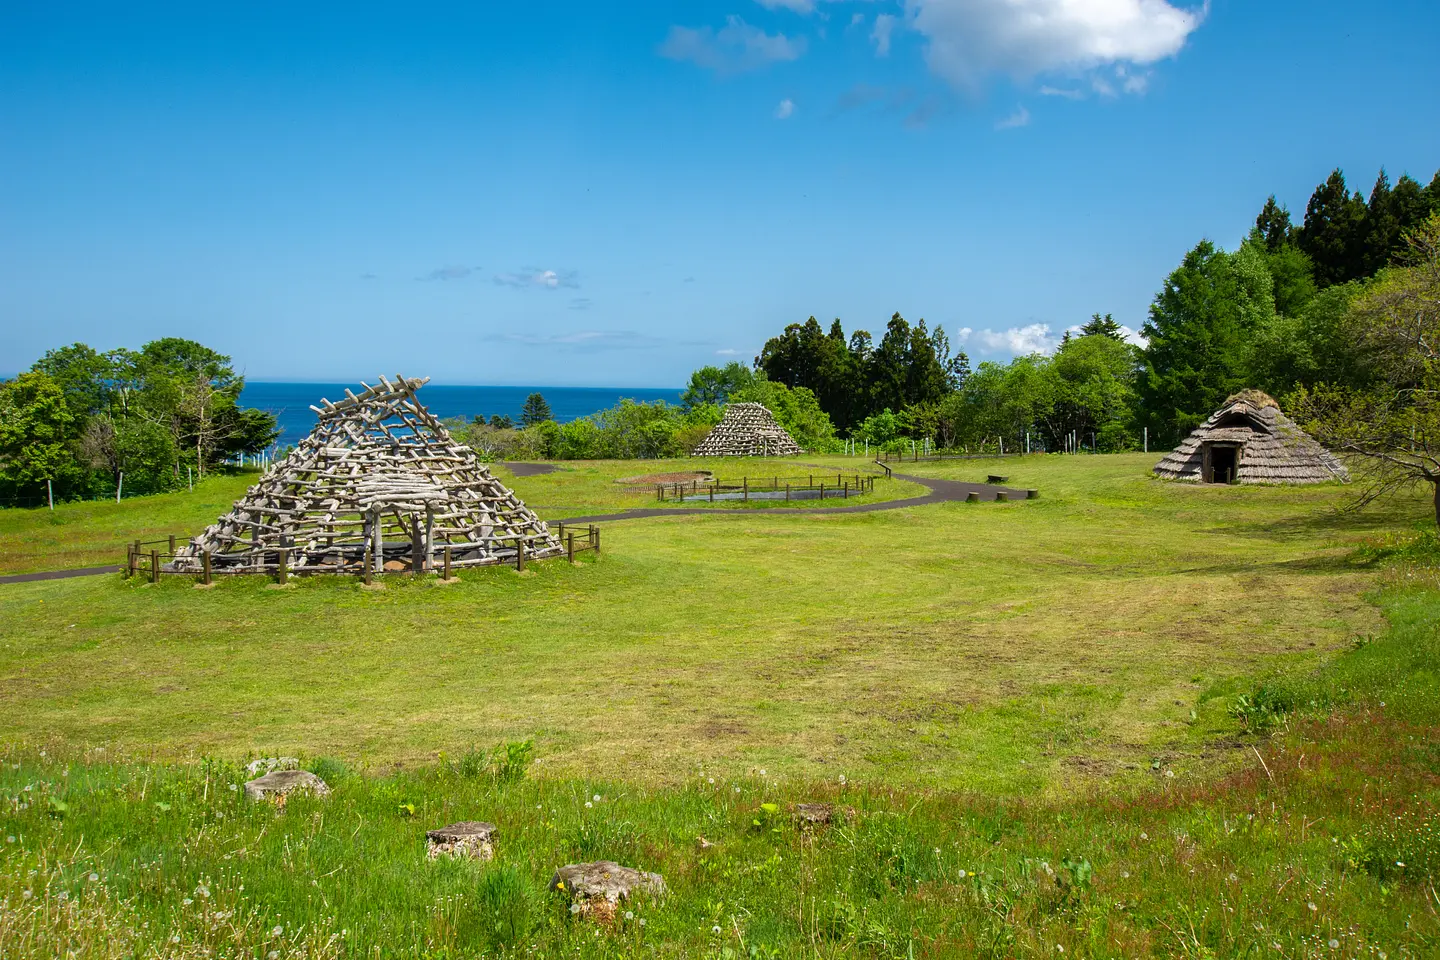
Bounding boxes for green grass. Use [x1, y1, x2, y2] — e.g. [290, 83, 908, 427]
[3, 453, 1439, 955]
[0, 454, 1414, 791]
[3, 581, 1439, 957]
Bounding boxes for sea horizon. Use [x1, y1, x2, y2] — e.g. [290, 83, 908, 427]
[239, 380, 685, 447]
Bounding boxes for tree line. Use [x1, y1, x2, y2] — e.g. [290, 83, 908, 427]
[0, 340, 278, 503]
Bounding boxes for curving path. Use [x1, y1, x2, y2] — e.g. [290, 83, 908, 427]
[553, 471, 1031, 524]
[0, 468, 1029, 585]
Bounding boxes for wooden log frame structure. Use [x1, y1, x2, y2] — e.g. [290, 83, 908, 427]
[690, 402, 802, 457]
[169, 374, 565, 576]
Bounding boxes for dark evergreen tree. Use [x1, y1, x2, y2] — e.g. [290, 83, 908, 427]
[1255, 195, 1293, 251]
[520, 393, 553, 427]
[1079, 313, 1126, 340]
[1363, 169, 1402, 276]
[1298, 169, 1369, 287]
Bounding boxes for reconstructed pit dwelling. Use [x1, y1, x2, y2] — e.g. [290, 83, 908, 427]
[1153, 390, 1349, 485]
[691, 402, 802, 457]
[172, 375, 562, 575]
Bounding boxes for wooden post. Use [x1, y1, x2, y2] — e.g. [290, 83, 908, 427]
[709, 484, 714, 503]
[843, 481, 848, 499]
[363, 544, 373, 584]
[591, 524, 600, 554]
[557, 522, 566, 542]
[785, 483, 790, 502]
[743, 478, 748, 502]
[125, 543, 134, 578]
[567, 532, 575, 563]
[996, 492, 1009, 502]
[202, 550, 212, 586]
[278, 548, 289, 583]
[424, 505, 435, 573]
[149, 549, 160, 584]
[168, 534, 176, 555]
[411, 515, 424, 576]
[656, 483, 663, 501]
[819, 482, 825, 500]
[444, 545, 453, 580]
[516, 537, 526, 572]
[371, 507, 383, 575]
[116, 471, 124, 503]
[47, 479, 53, 511]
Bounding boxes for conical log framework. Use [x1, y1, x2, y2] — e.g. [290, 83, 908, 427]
[172, 375, 562, 574]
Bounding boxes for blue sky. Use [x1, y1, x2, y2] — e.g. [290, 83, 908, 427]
[2, 1, 1437, 387]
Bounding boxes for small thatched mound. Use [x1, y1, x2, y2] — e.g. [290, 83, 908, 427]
[1153, 390, 1348, 485]
[691, 403, 802, 457]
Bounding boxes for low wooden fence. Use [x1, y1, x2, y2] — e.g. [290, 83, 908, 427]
[126, 524, 600, 585]
[655, 472, 876, 503]
[877, 449, 1027, 464]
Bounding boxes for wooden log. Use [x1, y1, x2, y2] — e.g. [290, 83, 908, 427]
[444, 545, 452, 580]
[150, 550, 160, 584]
[202, 550, 212, 586]
[516, 538, 526, 572]
[411, 516, 424, 576]
[567, 532, 575, 563]
[590, 524, 599, 555]
[168, 534, 176, 554]
[278, 548, 289, 583]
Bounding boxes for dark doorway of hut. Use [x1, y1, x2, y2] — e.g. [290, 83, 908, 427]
[1202, 442, 1239, 484]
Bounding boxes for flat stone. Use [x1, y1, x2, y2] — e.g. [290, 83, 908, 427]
[245, 757, 300, 776]
[793, 803, 833, 826]
[243, 769, 330, 803]
[383, 560, 407, 572]
[549, 861, 665, 904]
[426, 821, 496, 860]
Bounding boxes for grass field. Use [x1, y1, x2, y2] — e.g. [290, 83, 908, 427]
[3, 453, 1439, 956]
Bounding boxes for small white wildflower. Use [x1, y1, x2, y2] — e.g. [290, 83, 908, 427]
[1329, 940, 1339, 950]
[624, 910, 634, 921]
[21, 889, 32, 899]
[88, 873, 98, 882]
[639, 918, 646, 927]
[593, 794, 601, 802]
[1307, 902, 1317, 911]
[196, 884, 210, 899]
[584, 801, 592, 809]
[712, 925, 722, 934]
[734, 787, 740, 793]
[1397, 861, 1406, 867]
[5, 837, 14, 844]
[759, 769, 766, 775]
[171, 935, 181, 944]
[58, 890, 69, 901]
[268, 953, 279, 960]
[1140, 832, 1148, 840]
[958, 869, 967, 878]
[183, 898, 193, 906]
[1121, 871, 1130, 879]
[1056, 946, 1064, 954]
[570, 903, 582, 915]
[1164, 769, 1175, 779]
[271, 925, 283, 937]
[708, 778, 714, 784]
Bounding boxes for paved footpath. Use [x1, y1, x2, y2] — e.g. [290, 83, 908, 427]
[0, 466, 1028, 584]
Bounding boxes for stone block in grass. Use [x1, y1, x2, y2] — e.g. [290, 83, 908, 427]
[426, 821, 496, 860]
[243, 770, 330, 803]
[549, 861, 665, 924]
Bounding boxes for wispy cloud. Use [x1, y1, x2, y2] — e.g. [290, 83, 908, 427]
[871, 13, 895, 56]
[497, 330, 664, 353]
[659, 16, 807, 73]
[908, 0, 1205, 92]
[775, 97, 796, 119]
[417, 264, 480, 282]
[493, 268, 580, 290]
[360, 272, 379, 280]
[1039, 84, 1085, 99]
[996, 105, 1031, 129]
[831, 83, 945, 128]
[568, 297, 592, 311]
[715, 348, 746, 356]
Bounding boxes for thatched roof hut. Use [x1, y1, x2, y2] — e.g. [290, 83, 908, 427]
[1153, 390, 1348, 485]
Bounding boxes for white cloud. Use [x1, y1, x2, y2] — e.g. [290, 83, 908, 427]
[715, 348, 745, 356]
[1066, 323, 1148, 347]
[493, 268, 579, 290]
[417, 264, 479, 281]
[871, 14, 896, 56]
[995, 104, 1030, 129]
[905, 0, 1205, 91]
[958, 323, 1060, 354]
[775, 97, 796, 119]
[660, 16, 807, 73]
[1038, 84, 1086, 99]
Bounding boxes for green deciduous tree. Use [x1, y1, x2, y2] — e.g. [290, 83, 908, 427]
[0, 372, 83, 500]
[681, 362, 756, 410]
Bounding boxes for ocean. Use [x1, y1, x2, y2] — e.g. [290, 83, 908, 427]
[239, 381, 684, 447]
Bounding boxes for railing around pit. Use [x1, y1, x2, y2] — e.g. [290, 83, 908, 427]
[126, 524, 600, 585]
[655, 472, 876, 504]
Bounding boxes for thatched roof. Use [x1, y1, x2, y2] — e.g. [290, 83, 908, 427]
[691, 402, 802, 457]
[1153, 390, 1349, 485]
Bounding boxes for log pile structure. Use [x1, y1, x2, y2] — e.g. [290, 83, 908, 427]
[171, 375, 563, 575]
[690, 402, 802, 457]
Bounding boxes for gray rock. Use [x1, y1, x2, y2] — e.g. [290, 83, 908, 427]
[793, 803, 833, 826]
[245, 757, 300, 776]
[426, 821, 496, 860]
[243, 769, 330, 803]
[549, 861, 665, 904]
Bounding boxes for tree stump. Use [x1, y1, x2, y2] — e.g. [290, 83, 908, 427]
[426, 821, 496, 861]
